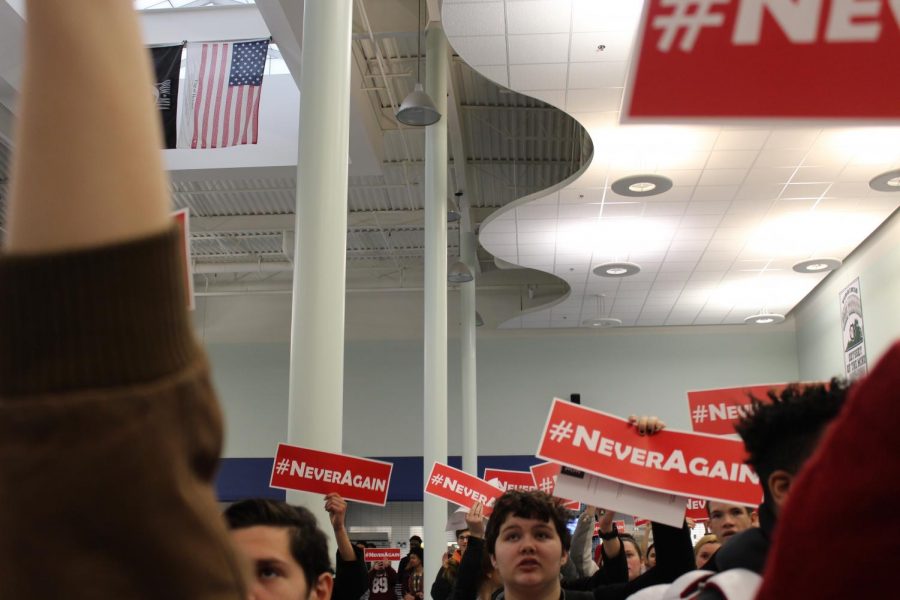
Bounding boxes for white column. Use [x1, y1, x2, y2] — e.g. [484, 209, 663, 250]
[286, 0, 353, 555]
[460, 213, 478, 476]
[423, 23, 449, 580]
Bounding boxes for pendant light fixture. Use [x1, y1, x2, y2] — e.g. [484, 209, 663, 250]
[396, 0, 441, 126]
[582, 294, 621, 328]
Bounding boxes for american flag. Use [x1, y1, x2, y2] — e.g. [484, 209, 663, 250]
[178, 39, 269, 149]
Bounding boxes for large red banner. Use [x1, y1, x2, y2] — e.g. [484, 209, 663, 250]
[425, 463, 504, 516]
[537, 399, 762, 506]
[483, 468, 538, 492]
[626, 0, 900, 121]
[529, 462, 581, 510]
[364, 548, 402, 562]
[269, 444, 393, 506]
[687, 383, 789, 435]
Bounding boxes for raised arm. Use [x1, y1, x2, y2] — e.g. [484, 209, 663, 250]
[7, 0, 170, 254]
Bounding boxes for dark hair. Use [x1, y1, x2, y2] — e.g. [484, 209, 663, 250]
[455, 528, 470, 540]
[736, 379, 848, 502]
[484, 490, 571, 555]
[224, 499, 331, 587]
[408, 546, 424, 565]
[409, 535, 423, 543]
[646, 543, 655, 557]
[619, 534, 642, 560]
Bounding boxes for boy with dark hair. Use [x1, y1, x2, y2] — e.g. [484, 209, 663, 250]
[484, 490, 594, 600]
[225, 493, 367, 600]
[706, 379, 849, 574]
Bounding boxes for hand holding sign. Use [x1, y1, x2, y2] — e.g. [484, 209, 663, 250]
[325, 492, 348, 531]
[466, 502, 487, 539]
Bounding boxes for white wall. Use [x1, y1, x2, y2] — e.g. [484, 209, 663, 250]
[208, 326, 799, 458]
[793, 207, 900, 380]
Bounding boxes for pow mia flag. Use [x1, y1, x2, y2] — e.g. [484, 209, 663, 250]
[150, 43, 184, 149]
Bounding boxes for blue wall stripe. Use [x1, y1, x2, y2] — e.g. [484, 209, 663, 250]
[216, 455, 542, 502]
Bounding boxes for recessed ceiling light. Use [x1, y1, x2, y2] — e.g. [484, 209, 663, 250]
[744, 313, 786, 325]
[869, 168, 900, 192]
[593, 262, 641, 277]
[611, 175, 673, 197]
[581, 317, 622, 328]
[792, 258, 842, 273]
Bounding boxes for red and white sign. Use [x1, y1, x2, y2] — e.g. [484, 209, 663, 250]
[269, 444, 393, 506]
[364, 548, 402, 562]
[529, 461, 581, 510]
[483, 468, 538, 492]
[634, 518, 650, 528]
[687, 383, 789, 435]
[425, 463, 504, 516]
[172, 208, 195, 310]
[625, 0, 900, 121]
[613, 520, 626, 534]
[685, 497, 709, 522]
[538, 399, 762, 506]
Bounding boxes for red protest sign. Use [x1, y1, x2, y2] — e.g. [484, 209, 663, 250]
[686, 497, 709, 522]
[613, 520, 626, 534]
[364, 548, 402, 562]
[625, 0, 900, 121]
[634, 518, 650, 527]
[529, 462, 581, 510]
[425, 463, 504, 516]
[483, 468, 537, 492]
[537, 399, 762, 506]
[270, 444, 393, 506]
[687, 383, 789, 435]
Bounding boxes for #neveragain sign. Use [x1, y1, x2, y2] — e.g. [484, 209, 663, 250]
[425, 463, 504, 516]
[529, 462, 581, 510]
[270, 444, 393, 506]
[687, 383, 789, 435]
[364, 548, 402, 562]
[625, 0, 900, 121]
[686, 497, 709, 522]
[483, 468, 538, 492]
[538, 399, 762, 506]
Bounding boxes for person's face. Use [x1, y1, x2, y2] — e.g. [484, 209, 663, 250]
[373, 561, 384, 571]
[457, 531, 470, 554]
[408, 554, 421, 569]
[490, 515, 567, 594]
[622, 540, 642, 581]
[695, 541, 721, 569]
[230, 526, 332, 600]
[410, 538, 422, 550]
[645, 546, 656, 569]
[707, 502, 753, 544]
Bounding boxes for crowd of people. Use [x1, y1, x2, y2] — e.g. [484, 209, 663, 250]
[1, 2, 897, 599]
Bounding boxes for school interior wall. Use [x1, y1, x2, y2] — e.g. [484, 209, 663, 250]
[205, 326, 800, 460]
[792, 207, 900, 380]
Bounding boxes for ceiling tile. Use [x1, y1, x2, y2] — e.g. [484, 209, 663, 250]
[668, 240, 709, 252]
[763, 128, 821, 150]
[642, 202, 687, 216]
[754, 148, 809, 168]
[473, 65, 509, 86]
[570, 31, 634, 62]
[506, 0, 572, 34]
[449, 35, 508, 65]
[565, 88, 622, 112]
[714, 130, 770, 151]
[698, 168, 748, 186]
[686, 201, 730, 215]
[706, 150, 760, 169]
[509, 63, 568, 89]
[517, 205, 559, 219]
[516, 219, 558, 232]
[601, 202, 644, 218]
[781, 182, 831, 198]
[568, 62, 628, 88]
[442, 2, 506, 36]
[480, 231, 518, 245]
[527, 89, 566, 107]
[558, 204, 602, 218]
[743, 167, 795, 185]
[507, 33, 570, 64]
[679, 215, 724, 227]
